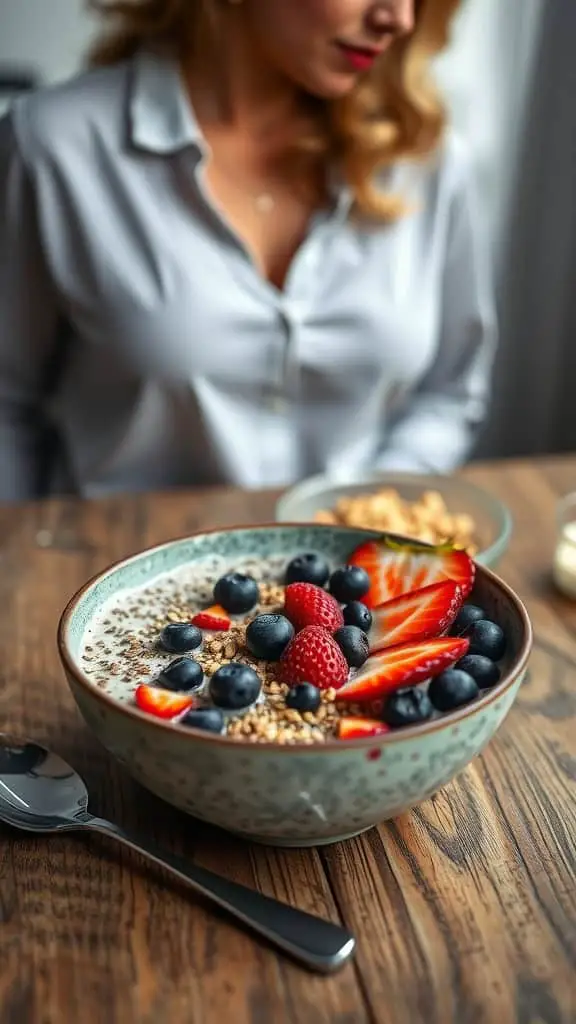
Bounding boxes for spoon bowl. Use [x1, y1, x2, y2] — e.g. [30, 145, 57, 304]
[0, 739, 88, 827]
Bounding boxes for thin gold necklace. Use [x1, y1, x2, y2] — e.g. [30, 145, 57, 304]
[254, 193, 275, 214]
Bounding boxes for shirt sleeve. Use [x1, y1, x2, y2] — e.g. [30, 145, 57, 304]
[376, 142, 496, 474]
[0, 108, 62, 500]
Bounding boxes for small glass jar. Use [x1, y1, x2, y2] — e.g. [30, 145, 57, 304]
[552, 492, 576, 599]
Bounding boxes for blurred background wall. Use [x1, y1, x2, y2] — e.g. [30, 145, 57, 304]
[1, 0, 574, 462]
[0, 0, 95, 92]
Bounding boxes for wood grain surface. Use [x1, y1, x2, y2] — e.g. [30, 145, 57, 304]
[0, 458, 575, 1024]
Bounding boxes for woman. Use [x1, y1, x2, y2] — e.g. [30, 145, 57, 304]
[0, 0, 495, 500]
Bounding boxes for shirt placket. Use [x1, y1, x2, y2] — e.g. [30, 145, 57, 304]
[257, 216, 328, 484]
[189, 153, 352, 484]
[259, 194, 355, 484]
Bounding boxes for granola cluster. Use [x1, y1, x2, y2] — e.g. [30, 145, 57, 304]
[83, 577, 340, 743]
[315, 488, 477, 554]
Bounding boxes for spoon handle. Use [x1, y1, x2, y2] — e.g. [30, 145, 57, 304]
[83, 815, 355, 973]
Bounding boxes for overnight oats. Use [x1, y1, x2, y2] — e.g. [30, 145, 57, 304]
[80, 540, 509, 744]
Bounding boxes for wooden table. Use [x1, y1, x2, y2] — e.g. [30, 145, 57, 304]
[1, 457, 575, 1024]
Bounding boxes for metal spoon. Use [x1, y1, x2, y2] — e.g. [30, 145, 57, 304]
[0, 737, 355, 973]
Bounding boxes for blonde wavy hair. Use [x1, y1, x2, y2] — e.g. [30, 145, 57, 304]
[88, 0, 461, 220]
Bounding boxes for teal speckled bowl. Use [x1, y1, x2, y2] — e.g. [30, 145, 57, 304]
[58, 525, 532, 848]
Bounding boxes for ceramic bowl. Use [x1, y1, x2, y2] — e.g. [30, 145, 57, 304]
[58, 525, 531, 848]
[276, 472, 513, 570]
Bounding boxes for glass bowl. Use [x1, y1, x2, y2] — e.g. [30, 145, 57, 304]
[275, 471, 513, 570]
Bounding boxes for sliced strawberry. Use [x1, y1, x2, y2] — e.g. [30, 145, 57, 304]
[191, 605, 231, 631]
[337, 636, 469, 702]
[135, 684, 196, 719]
[369, 580, 463, 652]
[338, 717, 390, 740]
[279, 625, 349, 690]
[348, 537, 475, 608]
[284, 582, 344, 633]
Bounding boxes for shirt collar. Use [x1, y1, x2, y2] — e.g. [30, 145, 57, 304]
[329, 167, 353, 219]
[129, 49, 205, 155]
[128, 48, 353, 214]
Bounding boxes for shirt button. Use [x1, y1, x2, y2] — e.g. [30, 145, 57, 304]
[280, 299, 305, 325]
[303, 250, 319, 273]
[267, 395, 289, 415]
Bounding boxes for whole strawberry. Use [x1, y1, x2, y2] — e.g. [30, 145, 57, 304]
[279, 625, 349, 690]
[284, 582, 344, 633]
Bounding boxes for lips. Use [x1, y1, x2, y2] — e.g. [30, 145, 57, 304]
[338, 43, 381, 72]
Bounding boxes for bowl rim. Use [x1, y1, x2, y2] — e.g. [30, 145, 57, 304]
[58, 522, 532, 753]
[275, 470, 513, 567]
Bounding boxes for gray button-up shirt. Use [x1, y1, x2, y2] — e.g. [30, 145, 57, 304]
[0, 50, 495, 500]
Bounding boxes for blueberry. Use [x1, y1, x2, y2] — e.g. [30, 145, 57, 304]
[343, 601, 373, 632]
[246, 614, 294, 661]
[452, 603, 486, 635]
[209, 663, 261, 710]
[159, 622, 202, 654]
[456, 654, 501, 689]
[286, 682, 321, 713]
[329, 566, 370, 603]
[285, 553, 330, 587]
[382, 688, 433, 728]
[333, 625, 369, 668]
[180, 708, 224, 733]
[465, 620, 506, 661]
[428, 669, 479, 712]
[158, 657, 204, 692]
[213, 573, 259, 614]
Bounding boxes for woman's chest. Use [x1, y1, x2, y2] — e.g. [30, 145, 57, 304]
[50, 165, 445, 392]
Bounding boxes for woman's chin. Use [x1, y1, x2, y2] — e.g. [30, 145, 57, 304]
[302, 69, 360, 101]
